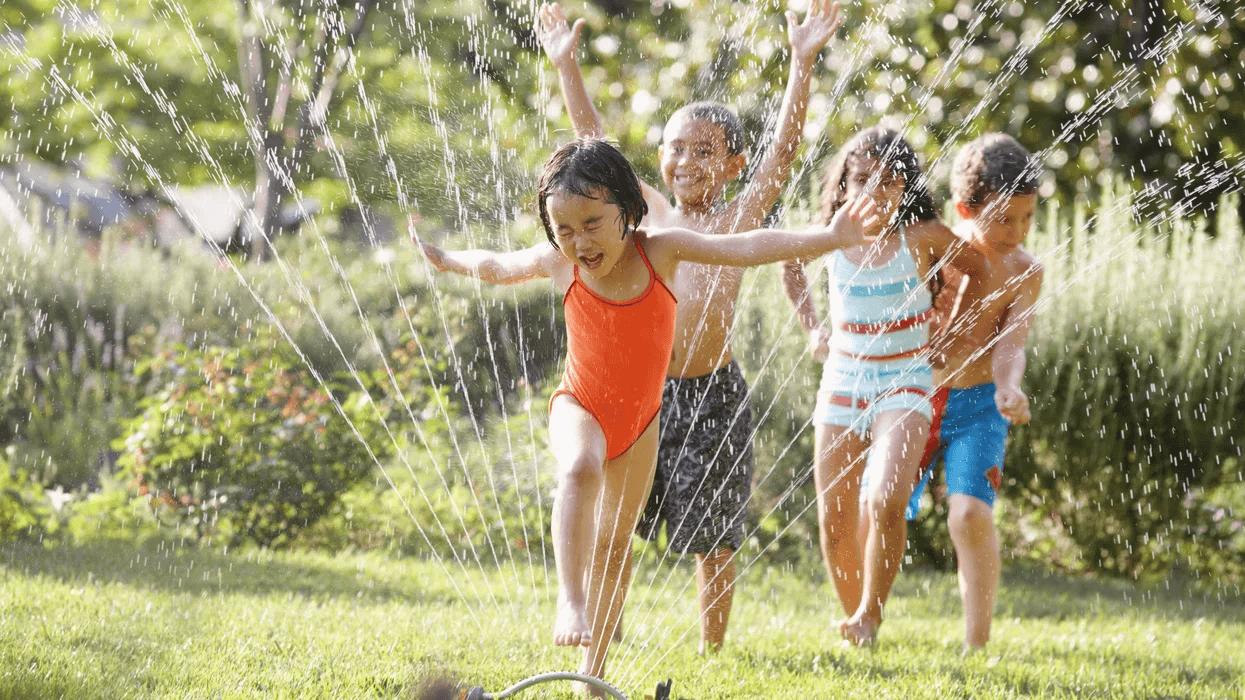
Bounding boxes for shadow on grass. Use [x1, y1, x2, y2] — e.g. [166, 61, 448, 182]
[998, 562, 1245, 623]
[0, 538, 484, 606]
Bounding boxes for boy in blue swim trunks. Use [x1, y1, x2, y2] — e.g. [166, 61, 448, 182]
[910, 133, 1043, 650]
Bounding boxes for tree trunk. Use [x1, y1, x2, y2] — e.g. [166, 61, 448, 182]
[248, 132, 287, 260]
[236, 0, 377, 261]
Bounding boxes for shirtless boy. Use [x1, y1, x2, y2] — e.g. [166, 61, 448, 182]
[911, 132, 1043, 650]
[538, 0, 843, 653]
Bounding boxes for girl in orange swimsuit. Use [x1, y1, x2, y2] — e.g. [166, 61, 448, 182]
[418, 138, 877, 689]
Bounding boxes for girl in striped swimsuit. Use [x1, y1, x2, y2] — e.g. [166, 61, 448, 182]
[782, 127, 989, 647]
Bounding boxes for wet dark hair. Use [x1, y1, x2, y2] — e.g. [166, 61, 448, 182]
[537, 139, 648, 249]
[818, 126, 937, 226]
[952, 133, 1041, 208]
[667, 101, 746, 156]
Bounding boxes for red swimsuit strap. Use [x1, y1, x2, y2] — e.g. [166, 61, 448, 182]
[633, 234, 676, 301]
[570, 235, 674, 305]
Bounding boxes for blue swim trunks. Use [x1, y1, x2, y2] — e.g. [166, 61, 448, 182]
[907, 382, 1010, 519]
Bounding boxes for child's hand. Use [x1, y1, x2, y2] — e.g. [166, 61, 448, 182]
[537, 3, 585, 69]
[809, 326, 832, 362]
[787, 0, 843, 63]
[821, 196, 878, 249]
[411, 228, 451, 273]
[995, 386, 1030, 424]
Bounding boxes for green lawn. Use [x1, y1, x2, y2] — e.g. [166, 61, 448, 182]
[1, 540, 1241, 699]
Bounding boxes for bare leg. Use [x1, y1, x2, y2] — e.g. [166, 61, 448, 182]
[695, 547, 735, 654]
[812, 423, 869, 617]
[576, 417, 660, 695]
[841, 409, 929, 646]
[549, 395, 609, 648]
[948, 494, 1000, 649]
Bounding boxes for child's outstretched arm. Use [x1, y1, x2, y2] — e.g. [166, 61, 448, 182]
[730, 0, 843, 226]
[781, 258, 832, 361]
[992, 262, 1044, 424]
[537, 3, 604, 139]
[656, 196, 876, 268]
[415, 231, 558, 286]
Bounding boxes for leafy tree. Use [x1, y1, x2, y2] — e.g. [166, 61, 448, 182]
[0, 0, 540, 254]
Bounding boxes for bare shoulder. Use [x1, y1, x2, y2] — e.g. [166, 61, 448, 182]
[905, 219, 962, 265]
[640, 180, 674, 220]
[538, 241, 571, 268]
[714, 196, 768, 233]
[995, 248, 1042, 308]
[635, 227, 688, 283]
[1008, 248, 1043, 287]
[906, 218, 956, 244]
[538, 242, 575, 288]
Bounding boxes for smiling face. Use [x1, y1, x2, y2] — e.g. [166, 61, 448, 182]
[545, 188, 631, 277]
[658, 115, 745, 210]
[843, 155, 906, 236]
[960, 192, 1037, 253]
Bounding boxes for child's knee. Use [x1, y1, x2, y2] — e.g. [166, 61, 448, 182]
[863, 488, 909, 526]
[559, 453, 603, 488]
[948, 497, 994, 541]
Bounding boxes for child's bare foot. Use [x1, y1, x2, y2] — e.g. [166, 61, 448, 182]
[554, 597, 593, 647]
[838, 611, 881, 647]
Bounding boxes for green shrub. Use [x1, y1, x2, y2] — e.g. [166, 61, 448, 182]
[5, 348, 131, 488]
[1010, 186, 1245, 581]
[57, 472, 164, 546]
[115, 327, 396, 549]
[0, 449, 51, 543]
[292, 386, 555, 567]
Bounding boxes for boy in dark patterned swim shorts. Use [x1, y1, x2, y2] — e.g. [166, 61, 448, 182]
[639, 361, 753, 557]
[538, 0, 845, 654]
[636, 359, 753, 640]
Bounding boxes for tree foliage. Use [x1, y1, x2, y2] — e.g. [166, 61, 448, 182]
[3, 0, 1239, 245]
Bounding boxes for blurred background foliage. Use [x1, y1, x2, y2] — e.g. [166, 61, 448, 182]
[1, 0, 1241, 235]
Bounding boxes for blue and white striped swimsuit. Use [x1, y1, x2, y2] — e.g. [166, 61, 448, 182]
[813, 228, 934, 435]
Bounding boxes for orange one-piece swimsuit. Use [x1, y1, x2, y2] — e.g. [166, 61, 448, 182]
[550, 236, 677, 460]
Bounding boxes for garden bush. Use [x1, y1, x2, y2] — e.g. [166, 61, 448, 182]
[294, 386, 557, 569]
[114, 326, 398, 548]
[1009, 186, 1244, 583]
[0, 222, 564, 503]
[0, 449, 50, 543]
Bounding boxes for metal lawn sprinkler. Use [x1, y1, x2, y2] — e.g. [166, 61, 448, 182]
[461, 672, 674, 700]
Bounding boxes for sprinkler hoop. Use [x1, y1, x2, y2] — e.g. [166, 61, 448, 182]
[463, 672, 673, 700]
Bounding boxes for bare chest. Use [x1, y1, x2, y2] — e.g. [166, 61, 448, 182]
[951, 267, 1019, 340]
[672, 261, 745, 315]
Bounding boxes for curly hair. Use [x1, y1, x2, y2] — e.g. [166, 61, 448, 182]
[818, 126, 937, 226]
[537, 139, 648, 249]
[951, 133, 1040, 208]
